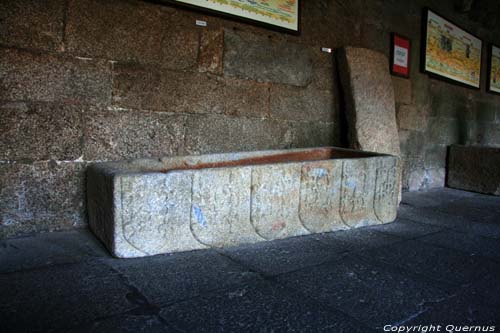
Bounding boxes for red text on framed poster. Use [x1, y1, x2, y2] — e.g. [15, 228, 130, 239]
[390, 33, 411, 78]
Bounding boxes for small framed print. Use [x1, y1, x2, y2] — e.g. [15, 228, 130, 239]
[487, 44, 500, 95]
[390, 33, 411, 78]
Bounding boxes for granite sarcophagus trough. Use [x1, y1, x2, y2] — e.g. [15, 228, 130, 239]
[87, 147, 401, 258]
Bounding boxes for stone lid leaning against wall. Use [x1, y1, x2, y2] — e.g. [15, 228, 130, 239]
[336, 47, 401, 157]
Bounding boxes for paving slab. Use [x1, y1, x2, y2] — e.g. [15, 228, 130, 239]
[404, 293, 500, 326]
[356, 239, 500, 287]
[103, 250, 261, 307]
[399, 204, 500, 239]
[417, 229, 500, 260]
[460, 271, 500, 308]
[316, 227, 404, 252]
[159, 280, 373, 332]
[401, 187, 479, 208]
[0, 229, 107, 274]
[66, 314, 171, 333]
[218, 234, 345, 276]
[365, 217, 443, 239]
[276, 255, 449, 330]
[0, 261, 135, 332]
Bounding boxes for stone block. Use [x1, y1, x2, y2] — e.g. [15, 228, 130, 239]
[407, 168, 445, 192]
[288, 121, 337, 148]
[0, 162, 86, 238]
[65, 0, 198, 69]
[87, 147, 400, 257]
[475, 101, 497, 122]
[447, 145, 500, 195]
[427, 117, 460, 145]
[223, 30, 313, 86]
[0, 0, 65, 52]
[0, 48, 111, 105]
[270, 84, 335, 122]
[479, 123, 500, 147]
[336, 47, 400, 156]
[397, 105, 427, 132]
[83, 108, 185, 161]
[183, 114, 291, 154]
[198, 29, 224, 75]
[0, 102, 83, 161]
[424, 145, 448, 169]
[392, 77, 412, 105]
[112, 64, 269, 118]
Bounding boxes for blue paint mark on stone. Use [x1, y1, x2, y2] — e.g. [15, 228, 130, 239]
[346, 179, 357, 189]
[193, 206, 207, 227]
[312, 168, 328, 178]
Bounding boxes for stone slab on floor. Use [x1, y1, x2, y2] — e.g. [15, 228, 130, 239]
[447, 145, 500, 195]
[1, 188, 499, 331]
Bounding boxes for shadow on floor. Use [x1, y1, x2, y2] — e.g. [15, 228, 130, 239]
[1, 188, 500, 332]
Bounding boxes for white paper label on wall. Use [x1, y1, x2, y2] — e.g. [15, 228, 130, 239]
[393, 45, 409, 67]
[196, 20, 207, 27]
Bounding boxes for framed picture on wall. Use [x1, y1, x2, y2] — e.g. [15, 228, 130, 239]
[390, 33, 411, 78]
[164, 0, 300, 34]
[487, 44, 500, 95]
[421, 8, 482, 89]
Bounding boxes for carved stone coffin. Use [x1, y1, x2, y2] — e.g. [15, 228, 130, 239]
[87, 147, 401, 258]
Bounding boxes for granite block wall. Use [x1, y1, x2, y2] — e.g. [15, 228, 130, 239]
[1, 0, 500, 237]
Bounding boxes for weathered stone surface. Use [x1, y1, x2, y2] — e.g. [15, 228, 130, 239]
[87, 147, 400, 257]
[112, 64, 269, 117]
[299, 160, 345, 233]
[336, 47, 400, 156]
[477, 122, 500, 147]
[288, 121, 338, 148]
[0, 48, 111, 105]
[408, 168, 446, 192]
[397, 105, 427, 132]
[83, 108, 185, 161]
[250, 164, 308, 240]
[424, 145, 448, 169]
[0, 162, 86, 239]
[427, 117, 460, 145]
[392, 77, 412, 105]
[191, 168, 261, 246]
[224, 30, 313, 86]
[114, 173, 204, 257]
[198, 29, 224, 75]
[183, 114, 291, 154]
[0, 0, 65, 52]
[65, 0, 198, 69]
[374, 157, 401, 223]
[447, 145, 500, 195]
[340, 158, 378, 227]
[0, 102, 83, 161]
[270, 84, 334, 122]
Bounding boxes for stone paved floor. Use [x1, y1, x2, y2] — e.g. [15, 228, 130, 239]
[1, 188, 500, 332]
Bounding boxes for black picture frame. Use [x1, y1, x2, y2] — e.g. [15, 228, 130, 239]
[486, 44, 500, 95]
[158, 0, 301, 35]
[390, 32, 411, 79]
[421, 7, 483, 90]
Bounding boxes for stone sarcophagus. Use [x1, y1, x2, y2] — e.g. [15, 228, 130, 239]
[87, 147, 401, 258]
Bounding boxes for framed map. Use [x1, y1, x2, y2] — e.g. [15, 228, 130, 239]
[487, 45, 500, 94]
[422, 8, 482, 89]
[168, 0, 300, 34]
